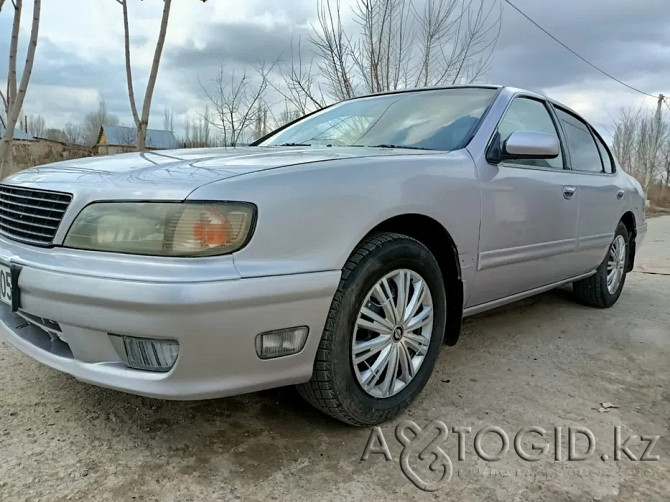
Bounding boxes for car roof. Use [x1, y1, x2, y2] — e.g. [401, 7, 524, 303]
[498, 86, 580, 117]
[352, 85, 583, 123]
[351, 84, 502, 99]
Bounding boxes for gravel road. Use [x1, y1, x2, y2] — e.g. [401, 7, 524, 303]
[1, 216, 669, 501]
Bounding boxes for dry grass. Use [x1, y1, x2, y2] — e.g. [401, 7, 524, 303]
[648, 184, 670, 207]
[646, 184, 670, 218]
[11, 143, 93, 174]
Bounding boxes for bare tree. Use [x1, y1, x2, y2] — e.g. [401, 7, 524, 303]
[63, 122, 86, 145]
[275, 102, 303, 127]
[83, 100, 120, 145]
[26, 114, 46, 137]
[163, 108, 174, 132]
[44, 127, 67, 142]
[441, 0, 501, 84]
[352, 0, 414, 93]
[0, 0, 42, 177]
[272, 38, 327, 116]
[660, 139, 670, 188]
[201, 63, 274, 146]
[612, 108, 637, 175]
[115, 0, 206, 151]
[253, 102, 269, 141]
[307, 0, 501, 101]
[183, 106, 212, 148]
[310, 0, 357, 100]
[612, 106, 668, 193]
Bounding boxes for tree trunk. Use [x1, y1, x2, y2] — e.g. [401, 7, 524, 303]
[137, 0, 172, 151]
[7, 0, 22, 108]
[137, 121, 147, 151]
[0, 0, 41, 178]
[0, 133, 14, 175]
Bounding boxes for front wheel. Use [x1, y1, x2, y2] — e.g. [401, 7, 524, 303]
[573, 221, 630, 308]
[298, 232, 447, 426]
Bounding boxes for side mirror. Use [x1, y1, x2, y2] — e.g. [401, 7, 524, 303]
[487, 131, 560, 164]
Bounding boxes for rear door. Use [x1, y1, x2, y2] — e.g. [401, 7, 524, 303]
[552, 107, 621, 274]
[470, 96, 582, 306]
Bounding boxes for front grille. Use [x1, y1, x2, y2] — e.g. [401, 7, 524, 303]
[0, 185, 72, 246]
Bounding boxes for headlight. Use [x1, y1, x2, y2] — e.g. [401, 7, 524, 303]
[64, 202, 255, 257]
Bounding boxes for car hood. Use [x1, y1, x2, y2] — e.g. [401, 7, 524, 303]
[2, 146, 414, 200]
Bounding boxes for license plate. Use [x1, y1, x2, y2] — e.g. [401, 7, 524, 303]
[0, 263, 14, 307]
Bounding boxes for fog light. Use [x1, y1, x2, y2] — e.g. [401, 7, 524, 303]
[113, 335, 179, 372]
[255, 326, 309, 359]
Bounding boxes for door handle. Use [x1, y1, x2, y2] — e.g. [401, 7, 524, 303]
[616, 189, 625, 200]
[563, 186, 577, 200]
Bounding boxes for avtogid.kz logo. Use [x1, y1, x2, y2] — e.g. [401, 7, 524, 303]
[360, 420, 661, 492]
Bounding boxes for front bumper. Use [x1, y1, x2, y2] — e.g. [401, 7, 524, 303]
[0, 237, 340, 400]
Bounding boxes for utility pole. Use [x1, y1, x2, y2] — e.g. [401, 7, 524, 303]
[655, 94, 664, 140]
[647, 93, 665, 192]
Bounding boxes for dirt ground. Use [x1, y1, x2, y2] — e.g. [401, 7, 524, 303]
[1, 217, 668, 502]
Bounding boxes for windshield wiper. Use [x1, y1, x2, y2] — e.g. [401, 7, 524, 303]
[276, 142, 312, 147]
[349, 144, 433, 151]
[369, 144, 433, 150]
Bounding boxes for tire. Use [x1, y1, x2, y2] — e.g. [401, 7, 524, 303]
[573, 221, 630, 308]
[298, 232, 447, 426]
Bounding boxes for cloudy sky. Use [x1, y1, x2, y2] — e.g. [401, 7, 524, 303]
[1, 0, 669, 141]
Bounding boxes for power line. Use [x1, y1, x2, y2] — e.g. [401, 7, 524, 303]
[503, 0, 659, 99]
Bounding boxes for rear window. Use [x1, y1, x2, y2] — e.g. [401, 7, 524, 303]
[555, 108, 603, 173]
[593, 132, 615, 174]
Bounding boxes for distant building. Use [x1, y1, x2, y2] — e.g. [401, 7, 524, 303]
[1, 124, 64, 160]
[1, 125, 91, 167]
[0, 124, 33, 142]
[95, 125, 178, 155]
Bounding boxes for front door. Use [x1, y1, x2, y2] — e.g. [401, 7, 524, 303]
[469, 96, 581, 307]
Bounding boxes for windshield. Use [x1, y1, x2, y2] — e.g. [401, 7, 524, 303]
[260, 88, 496, 151]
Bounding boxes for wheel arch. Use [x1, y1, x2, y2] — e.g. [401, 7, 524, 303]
[361, 213, 463, 346]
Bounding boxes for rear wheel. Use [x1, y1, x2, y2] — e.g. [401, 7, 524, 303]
[573, 221, 629, 308]
[298, 232, 447, 426]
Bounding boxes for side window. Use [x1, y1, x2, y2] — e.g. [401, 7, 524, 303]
[593, 132, 614, 174]
[555, 108, 603, 173]
[497, 98, 563, 169]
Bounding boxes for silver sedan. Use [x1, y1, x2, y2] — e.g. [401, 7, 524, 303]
[0, 86, 647, 425]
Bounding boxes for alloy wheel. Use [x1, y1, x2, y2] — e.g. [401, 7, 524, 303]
[607, 234, 627, 294]
[351, 268, 434, 398]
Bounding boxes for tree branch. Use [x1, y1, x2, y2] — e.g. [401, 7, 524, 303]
[7, 0, 22, 111]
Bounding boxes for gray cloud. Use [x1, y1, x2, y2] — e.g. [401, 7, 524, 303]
[489, 0, 670, 92]
[0, 22, 131, 126]
[165, 20, 312, 77]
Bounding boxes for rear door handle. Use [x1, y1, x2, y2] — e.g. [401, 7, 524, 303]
[563, 186, 577, 200]
[616, 189, 625, 200]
